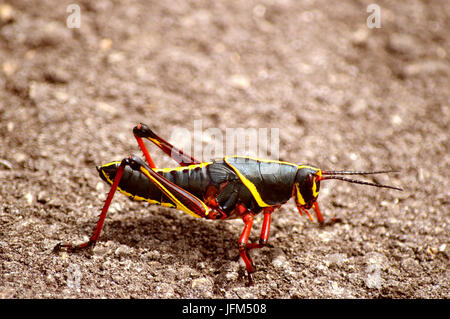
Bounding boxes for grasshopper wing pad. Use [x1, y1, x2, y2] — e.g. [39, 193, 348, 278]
[139, 163, 210, 218]
[208, 159, 240, 184]
[224, 156, 298, 206]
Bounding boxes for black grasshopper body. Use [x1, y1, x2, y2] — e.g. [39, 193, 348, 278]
[98, 156, 312, 220]
[56, 123, 402, 285]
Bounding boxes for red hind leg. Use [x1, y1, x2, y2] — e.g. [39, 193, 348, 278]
[54, 156, 130, 252]
[133, 123, 200, 167]
[55, 155, 221, 253]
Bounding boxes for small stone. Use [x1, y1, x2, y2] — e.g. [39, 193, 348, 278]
[95, 182, 104, 192]
[0, 159, 12, 169]
[96, 101, 117, 115]
[388, 33, 421, 55]
[391, 114, 402, 125]
[13, 152, 27, 163]
[403, 60, 449, 77]
[191, 277, 213, 292]
[53, 90, 69, 103]
[44, 68, 71, 84]
[326, 253, 347, 268]
[100, 38, 113, 51]
[427, 246, 438, 255]
[2, 61, 17, 76]
[37, 191, 49, 204]
[351, 27, 369, 46]
[6, 122, 14, 132]
[272, 250, 287, 269]
[365, 263, 382, 289]
[229, 74, 250, 89]
[380, 200, 389, 207]
[114, 245, 130, 257]
[25, 193, 33, 205]
[225, 271, 238, 281]
[107, 52, 125, 64]
[0, 4, 14, 23]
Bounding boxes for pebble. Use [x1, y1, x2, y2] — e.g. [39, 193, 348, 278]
[403, 60, 449, 77]
[13, 152, 27, 163]
[100, 38, 113, 51]
[107, 52, 125, 64]
[2, 61, 17, 76]
[53, 90, 69, 103]
[6, 122, 14, 132]
[0, 4, 14, 23]
[391, 114, 403, 126]
[96, 101, 118, 115]
[191, 277, 213, 297]
[228, 74, 250, 89]
[388, 33, 421, 55]
[351, 27, 369, 46]
[95, 182, 104, 192]
[326, 253, 348, 268]
[0, 159, 12, 169]
[225, 271, 239, 281]
[191, 277, 207, 288]
[37, 191, 49, 204]
[24, 193, 33, 205]
[114, 245, 131, 257]
[365, 263, 382, 289]
[44, 68, 71, 84]
[272, 249, 287, 269]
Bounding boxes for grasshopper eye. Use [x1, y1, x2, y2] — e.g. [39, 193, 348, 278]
[306, 173, 314, 187]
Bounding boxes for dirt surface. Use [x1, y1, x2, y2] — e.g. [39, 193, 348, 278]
[0, 0, 448, 299]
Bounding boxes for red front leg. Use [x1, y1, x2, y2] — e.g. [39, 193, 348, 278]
[238, 211, 255, 286]
[313, 201, 324, 224]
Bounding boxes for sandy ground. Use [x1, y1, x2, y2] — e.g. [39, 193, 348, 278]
[0, 0, 448, 298]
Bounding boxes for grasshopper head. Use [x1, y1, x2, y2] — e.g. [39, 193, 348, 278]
[294, 166, 322, 210]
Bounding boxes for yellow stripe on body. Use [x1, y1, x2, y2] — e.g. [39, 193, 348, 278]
[100, 165, 173, 207]
[226, 155, 298, 167]
[295, 183, 306, 206]
[101, 161, 212, 174]
[154, 161, 212, 173]
[311, 174, 320, 198]
[139, 166, 209, 218]
[100, 161, 212, 217]
[223, 156, 320, 208]
[226, 156, 319, 172]
[223, 156, 278, 207]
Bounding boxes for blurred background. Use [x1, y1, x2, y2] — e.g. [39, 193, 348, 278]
[0, 0, 448, 298]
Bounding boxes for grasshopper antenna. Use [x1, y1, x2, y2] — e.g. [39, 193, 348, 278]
[321, 169, 400, 175]
[320, 176, 403, 191]
[320, 169, 402, 191]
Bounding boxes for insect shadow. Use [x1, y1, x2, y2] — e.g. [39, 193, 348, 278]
[92, 206, 241, 265]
